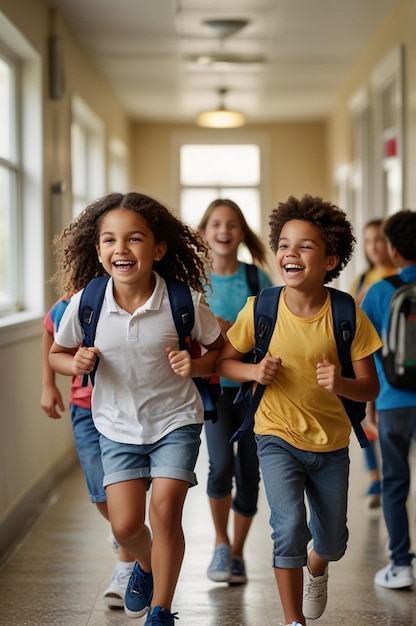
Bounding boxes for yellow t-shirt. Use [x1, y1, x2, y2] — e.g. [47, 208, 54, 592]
[350, 267, 398, 301]
[227, 288, 383, 453]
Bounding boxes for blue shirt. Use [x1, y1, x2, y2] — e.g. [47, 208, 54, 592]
[361, 265, 416, 410]
[205, 262, 273, 387]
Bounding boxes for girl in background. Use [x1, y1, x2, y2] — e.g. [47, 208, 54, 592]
[198, 198, 273, 585]
[350, 218, 398, 507]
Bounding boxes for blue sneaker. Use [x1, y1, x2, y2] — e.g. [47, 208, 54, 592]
[124, 562, 153, 618]
[144, 606, 179, 625]
[229, 556, 247, 585]
[207, 544, 232, 582]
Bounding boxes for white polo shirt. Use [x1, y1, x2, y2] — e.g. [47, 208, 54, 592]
[55, 272, 221, 444]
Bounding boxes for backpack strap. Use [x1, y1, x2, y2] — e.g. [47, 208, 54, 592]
[230, 286, 282, 443]
[78, 275, 110, 387]
[384, 274, 404, 289]
[329, 288, 368, 448]
[165, 276, 220, 421]
[165, 276, 195, 352]
[244, 263, 260, 295]
[357, 271, 367, 292]
[50, 299, 71, 332]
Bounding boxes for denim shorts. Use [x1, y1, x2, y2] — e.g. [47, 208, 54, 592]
[100, 424, 203, 488]
[70, 404, 106, 503]
[256, 434, 349, 569]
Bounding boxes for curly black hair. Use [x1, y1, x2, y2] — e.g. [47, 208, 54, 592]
[51, 192, 210, 295]
[268, 194, 356, 283]
[383, 209, 416, 260]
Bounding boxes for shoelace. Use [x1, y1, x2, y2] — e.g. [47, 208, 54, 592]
[130, 569, 152, 597]
[213, 545, 230, 570]
[304, 571, 327, 598]
[149, 609, 179, 623]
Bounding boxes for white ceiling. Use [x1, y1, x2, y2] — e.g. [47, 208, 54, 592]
[49, 0, 397, 124]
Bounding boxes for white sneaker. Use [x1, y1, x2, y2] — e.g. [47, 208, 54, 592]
[374, 563, 414, 589]
[103, 563, 133, 609]
[303, 564, 328, 619]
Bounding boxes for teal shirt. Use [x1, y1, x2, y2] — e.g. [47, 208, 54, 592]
[205, 262, 273, 387]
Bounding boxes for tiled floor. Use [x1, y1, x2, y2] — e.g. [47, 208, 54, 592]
[1, 437, 416, 626]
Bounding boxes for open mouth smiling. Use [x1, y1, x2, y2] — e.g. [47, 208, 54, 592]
[113, 260, 135, 268]
[284, 263, 304, 274]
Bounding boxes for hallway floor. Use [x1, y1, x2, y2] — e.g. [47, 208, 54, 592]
[1, 438, 416, 626]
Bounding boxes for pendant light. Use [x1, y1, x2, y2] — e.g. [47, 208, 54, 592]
[196, 88, 246, 129]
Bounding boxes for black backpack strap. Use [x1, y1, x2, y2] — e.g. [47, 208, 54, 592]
[230, 286, 282, 443]
[78, 275, 110, 387]
[244, 263, 260, 295]
[357, 271, 366, 292]
[329, 288, 368, 448]
[384, 274, 404, 289]
[165, 277, 194, 352]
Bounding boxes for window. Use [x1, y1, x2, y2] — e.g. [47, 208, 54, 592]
[371, 46, 404, 216]
[0, 13, 43, 327]
[0, 52, 18, 312]
[179, 144, 261, 235]
[108, 137, 129, 192]
[71, 96, 105, 217]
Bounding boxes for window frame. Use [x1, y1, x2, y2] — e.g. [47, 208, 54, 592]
[0, 12, 43, 339]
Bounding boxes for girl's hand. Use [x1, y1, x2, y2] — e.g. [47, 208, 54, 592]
[165, 347, 193, 378]
[72, 346, 100, 377]
[316, 353, 340, 394]
[40, 385, 65, 419]
[254, 356, 282, 385]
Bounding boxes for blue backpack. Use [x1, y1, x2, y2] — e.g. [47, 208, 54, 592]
[231, 286, 369, 448]
[78, 275, 221, 421]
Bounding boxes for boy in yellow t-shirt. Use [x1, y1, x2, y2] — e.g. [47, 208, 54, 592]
[216, 194, 382, 626]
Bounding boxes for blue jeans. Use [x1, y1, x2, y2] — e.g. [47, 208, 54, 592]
[378, 406, 416, 566]
[70, 404, 106, 503]
[205, 387, 260, 517]
[256, 434, 349, 569]
[363, 440, 379, 472]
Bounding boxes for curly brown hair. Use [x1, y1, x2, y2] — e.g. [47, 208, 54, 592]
[268, 194, 356, 283]
[198, 198, 269, 267]
[51, 192, 210, 295]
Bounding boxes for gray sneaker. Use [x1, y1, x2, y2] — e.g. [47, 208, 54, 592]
[207, 544, 232, 582]
[303, 564, 328, 619]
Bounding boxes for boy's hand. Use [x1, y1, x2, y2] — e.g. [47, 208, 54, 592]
[166, 347, 193, 378]
[254, 356, 282, 385]
[316, 353, 339, 394]
[72, 346, 100, 377]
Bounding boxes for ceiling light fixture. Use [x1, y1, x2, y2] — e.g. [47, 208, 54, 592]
[202, 19, 249, 39]
[196, 88, 246, 129]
